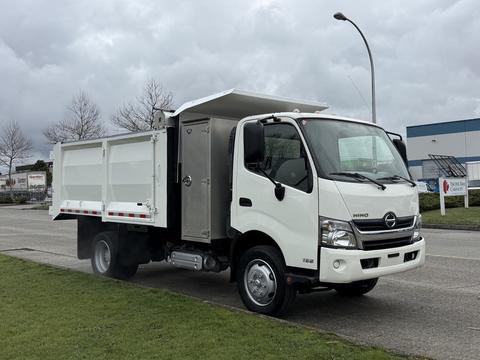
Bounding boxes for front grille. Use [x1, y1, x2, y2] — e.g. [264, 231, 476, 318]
[362, 237, 413, 251]
[353, 216, 414, 232]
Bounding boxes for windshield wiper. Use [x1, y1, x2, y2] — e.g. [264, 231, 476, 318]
[330, 172, 386, 191]
[377, 175, 416, 187]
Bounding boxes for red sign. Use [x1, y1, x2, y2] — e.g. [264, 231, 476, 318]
[442, 179, 449, 194]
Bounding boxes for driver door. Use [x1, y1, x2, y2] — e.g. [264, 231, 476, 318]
[232, 119, 319, 270]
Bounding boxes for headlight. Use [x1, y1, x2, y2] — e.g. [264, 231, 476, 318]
[412, 214, 422, 242]
[320, 218, 357, 249]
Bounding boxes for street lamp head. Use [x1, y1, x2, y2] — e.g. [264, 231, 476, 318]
[332, 11, 376, 123]
[333, 12, 348, 21]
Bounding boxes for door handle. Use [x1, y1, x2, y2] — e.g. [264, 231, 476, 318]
[239, 197, 252, 207]
[182, 176, 192, 187]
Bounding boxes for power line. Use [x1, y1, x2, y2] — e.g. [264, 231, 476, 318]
[347, 75, 370, 114]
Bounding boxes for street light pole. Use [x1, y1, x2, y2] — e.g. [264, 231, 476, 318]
[334, 12, 376, 124]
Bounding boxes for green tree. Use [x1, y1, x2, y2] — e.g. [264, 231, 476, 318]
[30, 160, 52, 187]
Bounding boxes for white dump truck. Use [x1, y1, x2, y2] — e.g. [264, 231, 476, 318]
[50, 89, 425, 315]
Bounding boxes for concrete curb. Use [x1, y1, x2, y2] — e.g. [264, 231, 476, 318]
[0, 204, 46, 210]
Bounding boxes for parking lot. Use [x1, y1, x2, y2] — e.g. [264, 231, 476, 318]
[1, 208, 479, 360]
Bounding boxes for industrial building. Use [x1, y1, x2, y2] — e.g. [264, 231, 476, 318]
[0, 171, 47, 191]
[407, 118, 480, 186]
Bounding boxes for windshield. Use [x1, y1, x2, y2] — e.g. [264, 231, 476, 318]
[300, 119, 410, 182]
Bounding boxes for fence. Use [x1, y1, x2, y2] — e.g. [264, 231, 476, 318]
[0, 187, 49, 204]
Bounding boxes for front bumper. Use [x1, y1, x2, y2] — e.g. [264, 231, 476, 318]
[319, 238, 425, 284]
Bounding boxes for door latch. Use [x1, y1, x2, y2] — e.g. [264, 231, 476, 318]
[182, 176, 192, 187]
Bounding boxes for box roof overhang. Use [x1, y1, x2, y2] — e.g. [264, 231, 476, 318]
[173, 88, 328, 119]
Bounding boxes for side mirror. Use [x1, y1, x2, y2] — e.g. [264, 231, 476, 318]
[392, 139, 408, 165]
[244, 122, 265, 163]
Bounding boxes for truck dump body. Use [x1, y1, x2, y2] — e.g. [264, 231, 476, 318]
[50, 130, 169, 228]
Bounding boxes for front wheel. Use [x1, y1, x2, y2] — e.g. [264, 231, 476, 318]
[91, 231, 138, 280]
[334, 278, 378, 296]
[237, 246, 296, 316]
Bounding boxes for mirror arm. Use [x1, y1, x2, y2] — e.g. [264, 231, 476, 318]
[257, 115, 281, 124]
[255, 163, 285, 201]
[256, 164, 277, 186]
[386, 131, 403, 141]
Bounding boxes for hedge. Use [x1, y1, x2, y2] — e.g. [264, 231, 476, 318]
[419, 189, 480, 212]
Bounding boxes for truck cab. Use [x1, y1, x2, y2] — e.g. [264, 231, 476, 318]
[230, 113, 424, 311]
[50, 89, 425, 315]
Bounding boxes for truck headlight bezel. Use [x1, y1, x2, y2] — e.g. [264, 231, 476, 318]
[412, 214, 422, 242]
[320, 217, 358, 249]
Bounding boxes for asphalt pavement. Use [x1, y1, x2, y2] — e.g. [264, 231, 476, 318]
[0, 208, 479, 360]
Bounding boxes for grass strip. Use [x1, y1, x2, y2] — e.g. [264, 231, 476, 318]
[422, 206, 480, 226]
[0, 254, 414, 360]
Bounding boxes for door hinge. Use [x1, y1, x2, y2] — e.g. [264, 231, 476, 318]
[145, 200, 157, 215]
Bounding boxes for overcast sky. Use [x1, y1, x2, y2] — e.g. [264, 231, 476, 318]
[1, 0, 479, 167]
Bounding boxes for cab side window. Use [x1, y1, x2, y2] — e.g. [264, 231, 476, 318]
[246, 123, 311, 192]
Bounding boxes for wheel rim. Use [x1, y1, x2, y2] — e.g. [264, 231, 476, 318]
[94, 240, 111, 273]
[244, 259, 277, 307]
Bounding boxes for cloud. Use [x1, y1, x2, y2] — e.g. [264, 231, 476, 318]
[0, 0, 479, 169]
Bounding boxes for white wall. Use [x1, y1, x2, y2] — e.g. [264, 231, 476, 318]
[465, 130, 480, 157]
[409, 166, 422, 180]
[407, 132, 467, 161]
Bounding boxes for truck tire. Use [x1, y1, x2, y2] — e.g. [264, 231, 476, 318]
[334, 278, 378, 296]
[91, 231, 138, 280]
[237, 245, 296, 316]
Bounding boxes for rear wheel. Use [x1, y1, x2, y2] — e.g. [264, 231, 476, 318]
[91, 231, 138, 280]
[334, 278, 378, 296]
[237, 246, 296, 316]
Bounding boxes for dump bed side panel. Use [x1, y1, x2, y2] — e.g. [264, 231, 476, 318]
[50, 131, 168, 228]
[53, 142, 103, 216]
[103, 134, 155, 225]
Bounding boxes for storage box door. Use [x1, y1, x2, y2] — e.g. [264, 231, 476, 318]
[181, 121, 210, 241]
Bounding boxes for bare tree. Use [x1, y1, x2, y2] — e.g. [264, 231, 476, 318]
[111, 79, 174, 132]
[43, 91, 105, 144]
[0, 121, 33, 199]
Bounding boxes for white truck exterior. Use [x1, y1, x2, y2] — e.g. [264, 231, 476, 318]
[50, 89, 425, 315]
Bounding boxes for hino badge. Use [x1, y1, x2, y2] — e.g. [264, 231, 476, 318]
[50, 89, 425, 315]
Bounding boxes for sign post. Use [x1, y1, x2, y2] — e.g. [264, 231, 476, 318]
[439, 177, 468, 216]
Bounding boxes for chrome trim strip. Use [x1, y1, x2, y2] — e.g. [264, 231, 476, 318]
[351, 215, 418, 250]
[354, 215, 418, 235]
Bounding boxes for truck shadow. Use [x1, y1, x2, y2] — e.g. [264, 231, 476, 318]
[287, 290, 406, 324]
[132, 262, 408, 325]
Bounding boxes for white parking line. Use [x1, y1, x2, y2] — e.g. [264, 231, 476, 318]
[427, 253, 480, 261]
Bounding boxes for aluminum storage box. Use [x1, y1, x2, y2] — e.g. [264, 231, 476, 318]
[180, 117, 237, 242]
